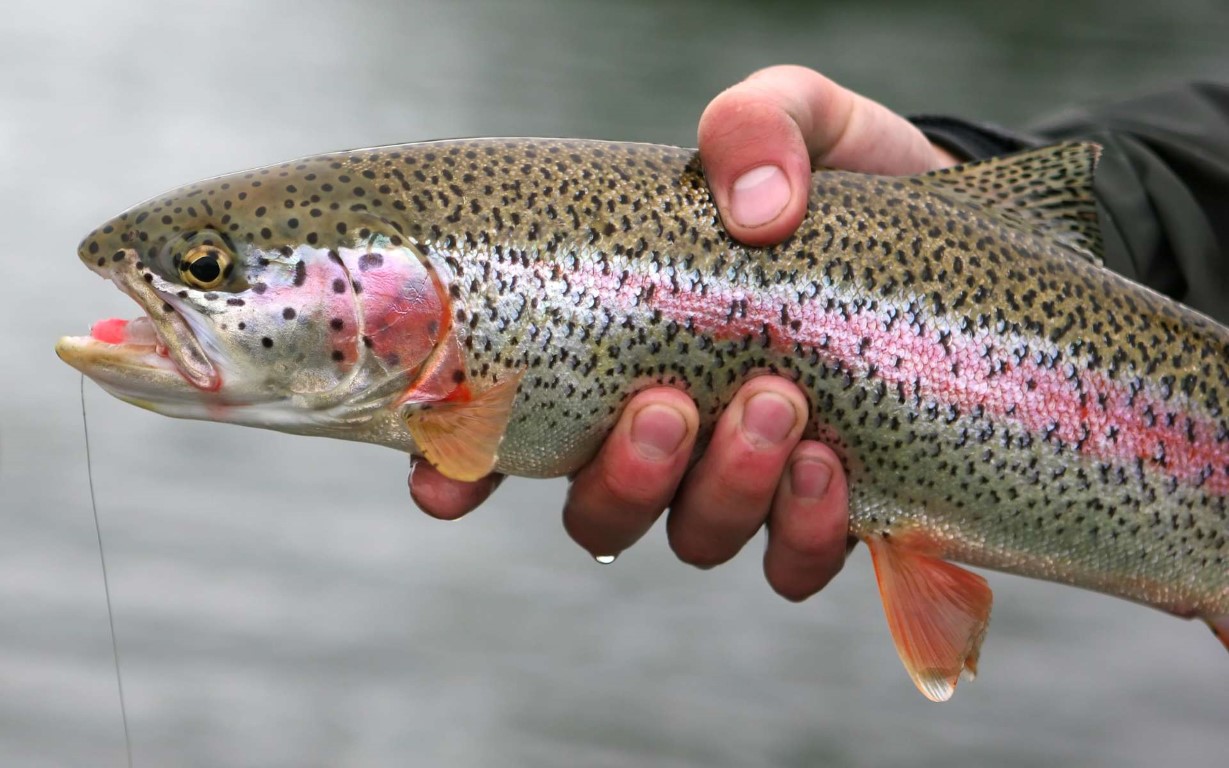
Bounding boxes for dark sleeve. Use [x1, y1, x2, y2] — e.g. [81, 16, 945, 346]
[912, 83, 1229, 324]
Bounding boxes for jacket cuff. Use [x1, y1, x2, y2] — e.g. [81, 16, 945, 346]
[909, 115, 1041, 161]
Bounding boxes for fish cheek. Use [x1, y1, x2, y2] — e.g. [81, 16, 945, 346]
[316, 280, 362, 374]
[226, 252, 361, 393]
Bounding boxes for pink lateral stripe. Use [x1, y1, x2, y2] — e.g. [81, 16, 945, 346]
[534, 258, 1229, 495]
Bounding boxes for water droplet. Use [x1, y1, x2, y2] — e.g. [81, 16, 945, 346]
[594, 554, 617, 565]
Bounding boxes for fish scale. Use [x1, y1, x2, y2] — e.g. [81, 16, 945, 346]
[59, 137, 1229, 700]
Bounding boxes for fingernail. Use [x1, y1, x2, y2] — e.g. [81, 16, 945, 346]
[631, 404, 688, 461]
[741, 392, 797, 446]
[790, 459, 832, 500]
[730, 165, 789, 228]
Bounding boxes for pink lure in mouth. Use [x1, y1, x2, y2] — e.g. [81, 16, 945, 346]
[90, 318, 128, 344]
[90, 316, 166, 356]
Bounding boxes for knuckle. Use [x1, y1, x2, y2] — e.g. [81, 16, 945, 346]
[781, 532, 833, 560]
[713, 459, 786, 503]
[597, 464, 668, 512]
[571, 446, 676, 519]
[777, 512, 847, 561]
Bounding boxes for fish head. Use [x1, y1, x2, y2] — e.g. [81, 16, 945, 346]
[57, 155, 452, 442]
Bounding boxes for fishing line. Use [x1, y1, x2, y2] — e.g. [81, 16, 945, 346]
[81, 375, 134, 768]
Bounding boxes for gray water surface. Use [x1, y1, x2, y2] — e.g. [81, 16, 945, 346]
[2, 1, 1227, 766]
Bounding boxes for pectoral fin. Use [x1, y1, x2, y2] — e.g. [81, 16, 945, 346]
[404, 372, 524, 482]
[866, 536, 993, 702]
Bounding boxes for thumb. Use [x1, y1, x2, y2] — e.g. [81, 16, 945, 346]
[698, 65, 955, 247]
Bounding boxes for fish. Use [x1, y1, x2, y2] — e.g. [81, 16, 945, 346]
[56, 138, 1229, 701]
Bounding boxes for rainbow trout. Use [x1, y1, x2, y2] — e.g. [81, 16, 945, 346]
[56, 139, 1229, 700]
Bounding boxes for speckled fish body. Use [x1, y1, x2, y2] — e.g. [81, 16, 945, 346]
[58, 138, 1229, 699]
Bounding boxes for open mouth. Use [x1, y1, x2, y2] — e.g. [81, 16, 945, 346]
[92, 316, 162, 349]
[57, 316, 180, 383]
[57, 263, 221, 392]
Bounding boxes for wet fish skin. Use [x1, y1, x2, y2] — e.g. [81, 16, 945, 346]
[59, 138, 1229, 699]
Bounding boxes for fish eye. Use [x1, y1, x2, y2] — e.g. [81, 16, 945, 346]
[180, 245, 231, 289]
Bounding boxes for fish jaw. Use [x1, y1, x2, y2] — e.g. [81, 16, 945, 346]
[56, 329, 408, 439]
[56, 258, 233, 416]
[68, 247, 222, 391]
[56, 328, 208, 412]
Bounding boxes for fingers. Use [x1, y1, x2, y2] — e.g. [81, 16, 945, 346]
[412, 376, 853, 603]
[666, 377, 810, 568]
[763, 442, 850, 601]
[698, 64, 959, 246]
[562, 388, 700, 558]
[409, 459, 503, 521]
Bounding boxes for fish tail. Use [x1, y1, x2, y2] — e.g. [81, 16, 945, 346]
[1207, 616, 1229, 653]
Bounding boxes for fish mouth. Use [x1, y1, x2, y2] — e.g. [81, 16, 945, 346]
[57, 255, 221, 394]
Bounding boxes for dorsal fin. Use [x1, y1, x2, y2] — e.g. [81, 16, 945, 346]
[922, 142, 1103, 264]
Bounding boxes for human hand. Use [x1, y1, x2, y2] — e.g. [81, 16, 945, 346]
[410, 65, 959, 601]
[699, 65, 960, 245]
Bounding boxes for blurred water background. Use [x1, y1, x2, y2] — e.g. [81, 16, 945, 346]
[1, 0, 1227, 765]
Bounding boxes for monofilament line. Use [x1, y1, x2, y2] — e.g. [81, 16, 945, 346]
[81, 375, 134, 768]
